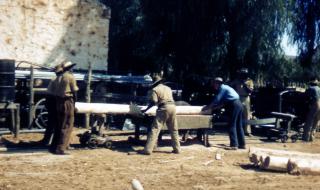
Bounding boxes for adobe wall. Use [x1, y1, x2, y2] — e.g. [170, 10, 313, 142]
[0, 0, 110, 71]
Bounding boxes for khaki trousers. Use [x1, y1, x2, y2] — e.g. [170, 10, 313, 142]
[144, 104, 180, 154]
[303, 100, 320, 141]
[240, 96, 251, 134]
[50, 97, 75, 153]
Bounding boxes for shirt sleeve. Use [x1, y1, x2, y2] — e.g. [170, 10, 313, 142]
[69, 75, 79, 92]
[212, 87, 225, 105]
[150, 90, 158, 103]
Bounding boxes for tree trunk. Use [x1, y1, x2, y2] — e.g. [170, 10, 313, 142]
[249, 147, 320, 159]
[288, 158, 320, 175]
[262, 156, 289, 172]
[249, 147, 320, 175]
[75, 102, 208, 115]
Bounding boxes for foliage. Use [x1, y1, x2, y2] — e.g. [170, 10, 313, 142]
[289, 0, 320, 77]
[101, 0, 308, 84]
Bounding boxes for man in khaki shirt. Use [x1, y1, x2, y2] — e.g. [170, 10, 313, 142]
[39, 64, 63, 146]
[49, 61, 79, 155]
[230, 68, 254, 136]
[139, 73, 181, 155]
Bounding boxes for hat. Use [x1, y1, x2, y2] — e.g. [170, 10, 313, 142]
[238, 68, 248, 74]
[62, 61, 76, 71]
[213, 77, 223, 83]
[151, 72, 163, 86]
[53, 64, 63, 73]
[309, 79, 319, 85]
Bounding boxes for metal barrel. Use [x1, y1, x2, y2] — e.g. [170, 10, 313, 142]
[0, 59, 15, 102]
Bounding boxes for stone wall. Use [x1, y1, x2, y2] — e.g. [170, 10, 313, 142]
[0, 0, 110, 71]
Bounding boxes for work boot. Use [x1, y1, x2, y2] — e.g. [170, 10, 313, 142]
[224, 146, 238, 150]
[172, 149, 181, 154]
[137, 149, 151, 155]
[238, 145, 246, 149]
[52, 150, 71, 155]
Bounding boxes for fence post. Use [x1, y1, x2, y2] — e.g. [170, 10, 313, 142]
[85, 61, 92, 128]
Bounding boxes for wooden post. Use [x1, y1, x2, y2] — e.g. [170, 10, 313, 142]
[15, 103, 20, 138]
[85, 61, 93, 128]
[28, 65, 34, 128]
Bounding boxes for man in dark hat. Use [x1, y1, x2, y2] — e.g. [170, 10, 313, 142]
[49, 61, 79, 155]
[303, 78, 320, 141]
[202, 77, 246, 150]
[230, 68, 254, 136]
[39, 64, 63, 146]
[138, 72, 180, 155]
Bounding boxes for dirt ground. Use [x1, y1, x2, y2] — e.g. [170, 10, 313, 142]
[0, 128, 320, 190]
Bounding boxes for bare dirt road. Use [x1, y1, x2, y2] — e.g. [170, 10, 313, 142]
[0, 129, 320, 190]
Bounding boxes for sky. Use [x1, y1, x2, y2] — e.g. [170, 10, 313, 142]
[281, 33, 298, 56]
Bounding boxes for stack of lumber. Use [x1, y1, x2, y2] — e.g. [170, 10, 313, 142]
[249, 147, 320, 175]
[75, 102, 210, 116]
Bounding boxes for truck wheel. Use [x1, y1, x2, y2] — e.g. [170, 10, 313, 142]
[33, 98, 48, 129]
[281, 135, 288, 143]
[104, 141, 112, 149]
[291, 135, 298, 143]
[88, 138, 98, 149]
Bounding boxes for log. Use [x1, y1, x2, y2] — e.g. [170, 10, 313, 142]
[249, 147, 320, 175]
[258, 154, 268, 168]
[249, 153, 268, 166]
[262, 155, 289, 172]
[288, 158, 320, 175]
[249, 147, 320, 160]
[75, 102, 208, 115]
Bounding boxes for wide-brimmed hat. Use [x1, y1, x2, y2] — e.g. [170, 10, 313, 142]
[309, 79, 319, 85]
[238, 68, 248, 74]
[62, 61, 76, 71]
[213, 77, 223, 83]
[53, 64, 63, 73]
[151, 73, 163, 86]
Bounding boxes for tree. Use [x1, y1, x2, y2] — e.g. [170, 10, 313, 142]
[290, 0, 320, 77]
[102, 0, 292, 84]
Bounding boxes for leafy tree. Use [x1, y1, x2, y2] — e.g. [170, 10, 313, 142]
[290, 0, 320, 77]
[102, 0, 295, 84]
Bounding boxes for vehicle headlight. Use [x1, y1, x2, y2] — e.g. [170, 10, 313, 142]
[34, 79, 43, 87]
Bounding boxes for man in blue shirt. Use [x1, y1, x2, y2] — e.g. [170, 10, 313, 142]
[202, 77, 246, 150]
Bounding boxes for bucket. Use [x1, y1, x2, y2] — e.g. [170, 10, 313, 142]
[0, 59, 15, 102]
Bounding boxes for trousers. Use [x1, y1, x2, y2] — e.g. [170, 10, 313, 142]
[225, 99, 246, 147]
[144, 104, 180, 154]
[303, 100, 320, 141]
[240, 96, 251, 134]
[50, 97, 75, 153]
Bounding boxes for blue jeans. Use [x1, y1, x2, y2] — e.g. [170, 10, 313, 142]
[226, 100, 246, 147]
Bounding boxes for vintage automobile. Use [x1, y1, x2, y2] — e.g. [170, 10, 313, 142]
[14, 67, 153, 129]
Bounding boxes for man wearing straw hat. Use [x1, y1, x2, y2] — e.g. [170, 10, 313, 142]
[230, 68, 254, 136]
[138, 72, 181, 155]
[39, 64, 63, 146]
[49, 61, 79, 155]
[303, 78, 320, 142]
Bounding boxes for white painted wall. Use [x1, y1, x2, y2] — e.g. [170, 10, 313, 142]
[0, 0, 110, 71]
